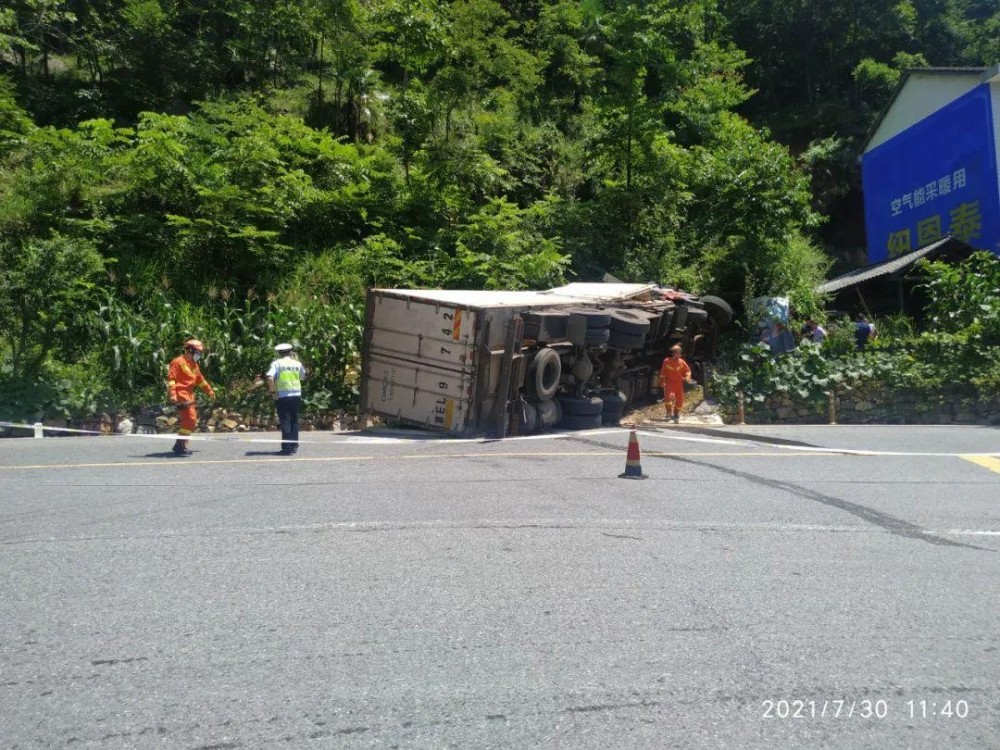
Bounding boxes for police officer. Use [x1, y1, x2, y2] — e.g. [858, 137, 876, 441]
[267, 343, 306, 455]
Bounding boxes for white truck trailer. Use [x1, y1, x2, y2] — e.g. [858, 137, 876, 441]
[359, 283, 731, 437]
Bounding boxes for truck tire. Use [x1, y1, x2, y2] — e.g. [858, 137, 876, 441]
[519, 401, 539, 433]
[668, 306, 688, 334]
[601, 410, 623, 426]
[686, 307, 709, 327]
[600, 391, 626, 426]
[699, 295, 733, 327]
[566, 308, 612, 329]
[608, 310, 650, 336]
[618, 376, 636, 408]
[565, 313, 589, 346]
[570, 353, 594, 382]
[523, 311, 571, 342]
[561, 412, 603, 430]
[558, 395, 603, 416]
[527, 348, 561, 400]
[600, 390, 627, 412]
[608, 331, 646, 350]
[536, 398, 561, 428]
[584, 327, 611, 345]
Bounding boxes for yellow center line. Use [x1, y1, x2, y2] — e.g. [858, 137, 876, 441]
[960, 455, 1000, 475]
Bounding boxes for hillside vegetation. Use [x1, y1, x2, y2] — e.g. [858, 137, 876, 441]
[1, 0, 997, 420]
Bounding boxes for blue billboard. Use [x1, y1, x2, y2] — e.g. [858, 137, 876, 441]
[862, 84, 1000, 263]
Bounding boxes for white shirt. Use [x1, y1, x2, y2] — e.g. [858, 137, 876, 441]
[267, 356, 306, 397]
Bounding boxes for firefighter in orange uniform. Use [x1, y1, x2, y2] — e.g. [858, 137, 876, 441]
[660, 344, 692, 424]
[166, 339, 215, 456]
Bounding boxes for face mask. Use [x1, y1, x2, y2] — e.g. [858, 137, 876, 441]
[192, 352, 201, 362]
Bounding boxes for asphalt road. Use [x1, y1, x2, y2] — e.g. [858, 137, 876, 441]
[1, 424, 998, 749]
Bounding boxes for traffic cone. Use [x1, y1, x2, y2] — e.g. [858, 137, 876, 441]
[618, 426, 648, 480]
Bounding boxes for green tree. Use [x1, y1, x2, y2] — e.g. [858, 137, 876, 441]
[0, 234, 104, 379]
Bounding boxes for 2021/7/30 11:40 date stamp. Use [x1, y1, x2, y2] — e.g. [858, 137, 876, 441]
[760, 698, 971, 720]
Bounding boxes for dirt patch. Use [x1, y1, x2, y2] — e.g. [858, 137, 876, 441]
[622, 386, 713, 426]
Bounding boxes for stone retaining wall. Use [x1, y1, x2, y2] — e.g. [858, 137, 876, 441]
[724, 386, 1000, 426]
[54, 408, 372, 435]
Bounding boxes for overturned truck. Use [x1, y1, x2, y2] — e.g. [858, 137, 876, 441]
[359, 283, 732, 437]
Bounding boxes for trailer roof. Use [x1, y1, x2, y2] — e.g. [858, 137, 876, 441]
[371, 283, 657, 309]
[548, 282, 657, 300]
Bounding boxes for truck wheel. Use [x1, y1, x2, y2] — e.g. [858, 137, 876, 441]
[618, 376, 636, 408]
[608, 331, 646, 350]
[608, 311, 650, 336]
[570, 353, 594, 382]
[561, 412, 603, 430]
[601, 411, 623, 426]
[667, 306, 688, 334]
[686, 307, 709, 327]
[699, 295, 733, 327]
[601, 391, 626, 426]
[584, 327, 611, 345]
[527, 348, 561, 400]
[566, 308, 612, 329]
[601, 390, 627, 412]
[535, 398, 560, 428]
[519, 401, 539, 433]
[558, 395, 603, 416]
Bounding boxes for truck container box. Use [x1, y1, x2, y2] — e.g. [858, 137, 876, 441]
[360, 284, 726, 437]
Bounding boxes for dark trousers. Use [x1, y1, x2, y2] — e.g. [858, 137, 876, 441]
[276, 396, 301, 452]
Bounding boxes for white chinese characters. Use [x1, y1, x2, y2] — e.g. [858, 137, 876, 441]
[889, 168, 966, 216]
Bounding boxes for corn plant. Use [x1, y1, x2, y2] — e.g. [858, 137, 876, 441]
[94, 288, 363, 415]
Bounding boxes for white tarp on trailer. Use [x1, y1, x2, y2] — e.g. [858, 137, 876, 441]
[370, 283, 656, 309]
[546, 282, 656, 300]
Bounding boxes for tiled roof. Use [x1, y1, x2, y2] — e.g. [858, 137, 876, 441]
[816, 237, 975, 294]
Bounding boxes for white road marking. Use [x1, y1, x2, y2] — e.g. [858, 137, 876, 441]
[633, 429, 1000, 458]
[5, 518, 997, 544]
[3, 420, 999, 458]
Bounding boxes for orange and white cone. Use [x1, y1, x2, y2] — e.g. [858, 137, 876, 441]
[618, 426, 648, 480]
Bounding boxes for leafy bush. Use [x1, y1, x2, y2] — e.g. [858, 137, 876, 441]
[920, 252, 1000, 338]
[0, 361, 117, 424]
[714, 340, 875, 405]
[0, 234, 105, 380]
[716, 252, 1000, 407]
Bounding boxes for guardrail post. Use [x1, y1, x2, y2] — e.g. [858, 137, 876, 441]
[736, 392, 746, 426]
[828, 391, 837, 425]
[33, 421, 44, 439]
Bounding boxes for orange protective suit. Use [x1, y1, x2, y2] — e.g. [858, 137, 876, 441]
[660, 355, 691, 413]
[167, 354, 215, 435]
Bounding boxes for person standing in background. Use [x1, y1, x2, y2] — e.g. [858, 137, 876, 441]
[807, 318, 827, 344]
[267, 343, 306, 455]
[660, 344, 693, 424]
[855, 314, 875, 351]
[166, 339, 215, 456]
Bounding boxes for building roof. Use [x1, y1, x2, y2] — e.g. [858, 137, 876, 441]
[816, 237, 976, 294]
[860, 65, 999, 154]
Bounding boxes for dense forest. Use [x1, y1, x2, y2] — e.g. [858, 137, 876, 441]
[1, 0, 997, 419]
